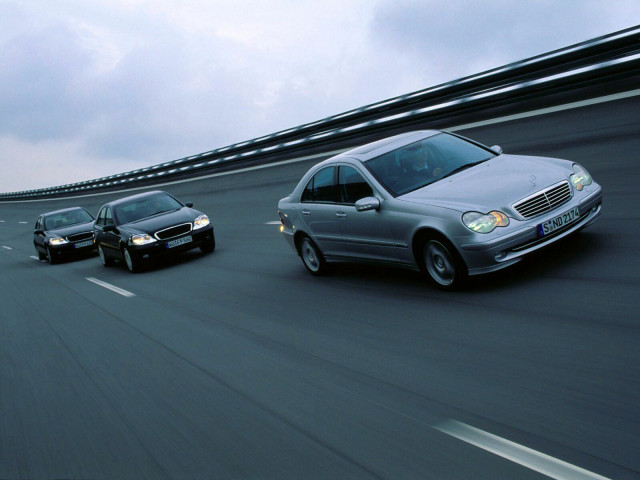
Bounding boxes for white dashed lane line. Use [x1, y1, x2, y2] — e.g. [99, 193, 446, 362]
[265, 221, 281, 225]
[86, 277, 136, 298]
[2, 246, 12, 250]
[434, 420, 610, 480]
[18, 221, 28, 224]
[30, 255, 40, 260]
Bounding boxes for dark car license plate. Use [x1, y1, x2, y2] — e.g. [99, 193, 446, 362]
[166, 236, 192, 248]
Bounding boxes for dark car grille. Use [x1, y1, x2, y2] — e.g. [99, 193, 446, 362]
[154, 223, 192, 240]
[513, 181, 572, 219]
[67, 232, 94, 242]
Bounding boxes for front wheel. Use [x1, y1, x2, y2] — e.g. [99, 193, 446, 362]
[35, 246, 46, 261]
[299, 236, 327, 276]
[123, 248, 141, 273]
[98, 245, 114, 266]
[200, 235, 216, 254]
[46, 246, 58, 265]
[421, 238, 467, 290]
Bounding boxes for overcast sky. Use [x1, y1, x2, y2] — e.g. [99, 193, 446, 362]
[1, 1, 638, 192]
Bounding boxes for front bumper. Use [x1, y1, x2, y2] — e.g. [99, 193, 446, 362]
[129, 225, 214, 260]
[457, 186, 602, 275]
[49, 240, 97, 259]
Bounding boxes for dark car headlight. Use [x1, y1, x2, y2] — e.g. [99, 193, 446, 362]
[193, 214, 210, 229]
[462, 211, 510, 234]
[130, 234, 156, 245]
[49, 237, 68, 246]
[570, 163, 592, 191]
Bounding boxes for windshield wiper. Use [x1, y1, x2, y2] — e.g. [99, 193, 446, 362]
[440, 159, 488, 181]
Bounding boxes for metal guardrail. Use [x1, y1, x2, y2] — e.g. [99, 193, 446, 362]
[3, 25, 640, 200]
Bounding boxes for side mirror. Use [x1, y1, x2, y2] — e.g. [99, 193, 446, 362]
[185, 202, 194, 208]
[355, 197, 381, 212]
[491, 145, 503, 155]
[103, 225, 118, 233]
[34, 229, 43, 235]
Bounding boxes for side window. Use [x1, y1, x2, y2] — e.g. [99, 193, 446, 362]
[105, 207, 114, 226]
[96, 208, 105, 226]
[301, 167, 336, 203]
[339, 166, 373, 204]
[35, 217, 42, 230]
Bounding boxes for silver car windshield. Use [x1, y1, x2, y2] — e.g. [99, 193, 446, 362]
[114, 193, 182, 224]
[364, 133, 496, 196]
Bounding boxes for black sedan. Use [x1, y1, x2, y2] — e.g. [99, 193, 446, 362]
[33, 207, 96, 264]
[93, 190, 215, 272]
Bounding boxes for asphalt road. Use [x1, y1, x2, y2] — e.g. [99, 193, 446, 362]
[1, 94, 639, 479]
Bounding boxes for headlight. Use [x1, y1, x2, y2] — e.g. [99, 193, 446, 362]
[49, 237, 68, 246]
[570, 163, 592, 191]
[193, 214, 210, 229]
[462, 211, 510, 233]
[130, 234, 156, 245]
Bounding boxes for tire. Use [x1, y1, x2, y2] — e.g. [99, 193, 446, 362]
[298, 236, 327, 276]
[46, 246, 58, 265]
[419, 237, 467, 290]
[200, 235, 216, 254]
[35, 246, 46, 261]
[98, 245, 114, 267]
[123, 248, 141, 273]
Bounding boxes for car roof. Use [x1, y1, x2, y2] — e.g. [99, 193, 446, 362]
[104, 190, 169, 207]
[335, 130, 440, 163]
[41, 206, 87, 217]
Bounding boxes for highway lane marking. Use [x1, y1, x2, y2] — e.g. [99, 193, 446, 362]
[4, 87, 639, 206]
[30, 255, 40, 260]
[434, 420, 610, 480]
[86, 277, 136, 298]
[0, 220, 5, 222]
[265, 221, 281, 225]
[2, 246, 12, 250]
[18, 221, 28, 224]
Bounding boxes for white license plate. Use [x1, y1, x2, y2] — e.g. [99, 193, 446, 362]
[74, 240, 94, 248]
[166, 235, 192, 248]
[537, 207, 580, 236]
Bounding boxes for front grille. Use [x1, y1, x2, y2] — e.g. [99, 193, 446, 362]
[67, 232, 94, 242]
[513, 181, 572, 219]
[154, 223, 192, 240]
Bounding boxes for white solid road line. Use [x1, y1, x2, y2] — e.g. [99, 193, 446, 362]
[435, 420, 610, 480]
[86, 277, 136, 298]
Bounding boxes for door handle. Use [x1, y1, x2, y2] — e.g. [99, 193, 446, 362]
[336, 212, 347, 218]
[302, 209, 311, 216]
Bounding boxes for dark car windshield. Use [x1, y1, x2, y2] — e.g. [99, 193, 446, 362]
[44, 209, 93, 230]
[114, 193, 183, 224]
[364, 133, 496, 196]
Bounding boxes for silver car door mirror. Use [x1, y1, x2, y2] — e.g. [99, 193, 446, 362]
[491, 145, 503, 154]
[355, 197, 381, 212]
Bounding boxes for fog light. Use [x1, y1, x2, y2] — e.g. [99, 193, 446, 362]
[495, 251, 507, 261]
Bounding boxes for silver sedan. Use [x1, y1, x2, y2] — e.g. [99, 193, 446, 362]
[277, 130, 602, 289]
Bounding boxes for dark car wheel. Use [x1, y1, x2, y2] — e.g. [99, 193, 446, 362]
[98, 245, 114, 267]
[123, 248, 141, 273]
[420, 237, 467, 290]
[35, 246, 46, 261]
[299, 236, 327, 276]
[200, 235, 216, 254]
[46, 246, 58, 265]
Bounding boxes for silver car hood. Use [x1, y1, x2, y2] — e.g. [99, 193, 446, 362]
[399, 154, 572, 214]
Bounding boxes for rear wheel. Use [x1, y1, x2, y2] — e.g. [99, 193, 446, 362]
[299, 236, 327, 276]
[124, 248, 141, 273]
[420, 237, 467, 290]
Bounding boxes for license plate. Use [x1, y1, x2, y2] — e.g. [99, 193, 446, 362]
[166, 235, 192, 248]
[537, 207, 580, 236]
[74, 240, 94, 248]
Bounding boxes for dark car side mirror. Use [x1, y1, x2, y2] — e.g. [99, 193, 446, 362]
[103, 225, 118, 233]
[185, 202, 194, 208]
[355, 197, 381, 212]
[34, 229, 43, 235]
